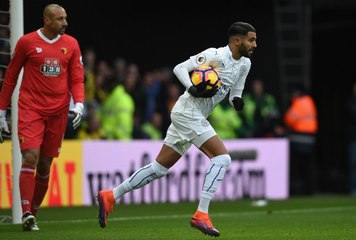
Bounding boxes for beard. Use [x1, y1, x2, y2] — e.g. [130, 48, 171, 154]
[239, 44, 252, 58]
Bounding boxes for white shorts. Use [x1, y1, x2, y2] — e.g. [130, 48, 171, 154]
[164, 112, 216, 155]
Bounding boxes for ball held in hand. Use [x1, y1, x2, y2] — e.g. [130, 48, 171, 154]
[191, 65, 221, 91]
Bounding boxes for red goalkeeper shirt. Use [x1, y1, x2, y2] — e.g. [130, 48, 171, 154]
[0, 29, 84, 114]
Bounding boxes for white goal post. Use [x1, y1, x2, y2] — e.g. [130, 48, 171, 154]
[9, 0, 24, 224]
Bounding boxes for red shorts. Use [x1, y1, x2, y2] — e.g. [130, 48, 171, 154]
[18, 108, 68, 157]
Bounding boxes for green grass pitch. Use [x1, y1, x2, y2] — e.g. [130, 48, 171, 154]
[0, 195, 355, 240]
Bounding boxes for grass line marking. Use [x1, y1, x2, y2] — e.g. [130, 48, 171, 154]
[20, 205, 355, 225]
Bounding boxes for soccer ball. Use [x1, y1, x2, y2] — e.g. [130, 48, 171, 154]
[191, 65, 221, 91]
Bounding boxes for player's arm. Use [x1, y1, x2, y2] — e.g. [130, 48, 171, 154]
[68, 40, 85, 129]
[173, 47, 220, 89]
[229, 61, 251, 111]
[68, 40, 84, 103]
[173, 48, 220, 97]
[0, 38, 27, 142]
[0, 38, 27, 110]
[173, 60, 216, 98]
[173, 59, 195, 89]
[173, 60, 204, 97]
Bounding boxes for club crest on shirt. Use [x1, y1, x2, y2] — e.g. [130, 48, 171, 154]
[61, 47, 67, 54]
[200, 119, 210, 127]
[240, 65, 247, 75]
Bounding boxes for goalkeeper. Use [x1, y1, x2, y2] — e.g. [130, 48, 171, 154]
[98, 21, 257, 237]
[0, 4, 84, 231]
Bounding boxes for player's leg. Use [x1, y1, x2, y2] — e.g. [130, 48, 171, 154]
[98, 144, 181, 228]
[167, 112, 226, 236]
[31, 155, 53, 216]
[29, 111, 66, 230]
[198, 135, 230, 210]
[18, 108, 45, 231]
[191, 134, 230, 237]
[199, 135, 231, 208]
[20, 149, 39, 231]
[98, 122, 186, 228]
[114, 144, 179, 197]
[31, 112, 66, 215]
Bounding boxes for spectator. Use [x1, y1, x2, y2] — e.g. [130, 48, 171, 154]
[240, 78, 282, 138]
[142, 70, 161, 123]
[141, 111, 163, 140]
[93, 59, 113, 104]
[284, 83, 318, 195]
[112, 57, 127, 85]
[154, 67, 175, 133]
[165, 82, 183, 116]
[77, 102, 102, 139]
[83, 47, 97, 102]
[208, 96, 243, 139]
[123, 63, 146, 139]
[100, 79, 135, 140]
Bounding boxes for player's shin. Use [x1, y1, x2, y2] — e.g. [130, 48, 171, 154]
[113, 160, 168, 199]
[19, 165, 36, 214]
[31, 173, 50, 216]
[201, 154, 231, 201]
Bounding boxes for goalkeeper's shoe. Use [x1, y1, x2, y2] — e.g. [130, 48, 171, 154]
[190, 210, 220, 237]
[22, 212, 39, 231]
[97, 190, 115, 228]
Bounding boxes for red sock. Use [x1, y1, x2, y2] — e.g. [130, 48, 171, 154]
[31, 173, 50, 216]
[19, 165, 35, 215]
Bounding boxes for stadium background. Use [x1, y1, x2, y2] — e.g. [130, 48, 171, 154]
[2, 0, 356, 194]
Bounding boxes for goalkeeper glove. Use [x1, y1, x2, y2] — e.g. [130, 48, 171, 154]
[188, 80, 218, 98]
[69, 102, 84, 130]
[232, 97, 244, 111]
[0, 110, 10, 143]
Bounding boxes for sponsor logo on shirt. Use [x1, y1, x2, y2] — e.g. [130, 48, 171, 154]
[40, 58, 62, 77]
[36, 47, 42, 53]
[196, 54, 206, 65]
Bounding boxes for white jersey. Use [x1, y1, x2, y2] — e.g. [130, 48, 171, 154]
[172, 45, 251, 118]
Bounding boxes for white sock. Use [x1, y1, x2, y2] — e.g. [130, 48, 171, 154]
[197, 197, 210, 213]
[198, 154, 231, 212]
[113, 160, 168, 199]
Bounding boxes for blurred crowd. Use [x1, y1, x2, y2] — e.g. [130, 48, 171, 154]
[64, 47, 184, 140]
[0, 43, 289, 141]
[64, 47, 289, 141]
[0, 13, 290, 142]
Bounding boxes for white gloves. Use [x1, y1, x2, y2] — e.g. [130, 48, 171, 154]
[0, 110, 10, 143]
[69, 102, 84, 130]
